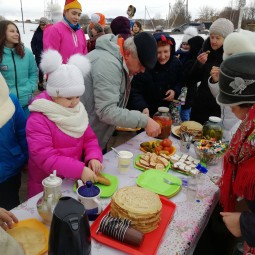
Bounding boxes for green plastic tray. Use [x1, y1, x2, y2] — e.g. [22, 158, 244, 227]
[73, 173, 118, 198]
[136, 169, 182, 198]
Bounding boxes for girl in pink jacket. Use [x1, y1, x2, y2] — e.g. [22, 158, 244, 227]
[26, 50, 103, 198]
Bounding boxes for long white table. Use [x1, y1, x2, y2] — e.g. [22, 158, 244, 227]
[12, 131, 221, 255]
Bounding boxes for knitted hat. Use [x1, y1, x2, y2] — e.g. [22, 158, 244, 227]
[110, 16, 131, 40]
[216, 53, 255, 106]
[39, 17, 48, 25]
[91, 13, 106, 27]
[209, 18, 234, 38]
[182, 26, 198, 43]
[0, 73, 15, 128]
[153, 32, 176, 54]
[64, 0, 82, 11]
[134, 32, 157, 70]
[155, 25, 163, 32]
[223, 29, 255, 60]
[40, 50, 91, 97]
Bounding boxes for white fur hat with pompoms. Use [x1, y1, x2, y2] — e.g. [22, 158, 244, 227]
[182, 26, 198, 43]
[40, 50, 91, 97]
[223, 29, 255, 60]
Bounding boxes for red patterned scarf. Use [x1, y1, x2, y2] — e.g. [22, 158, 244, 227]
[220, 115, 255, 211]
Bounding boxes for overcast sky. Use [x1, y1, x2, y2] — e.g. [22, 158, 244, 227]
[0, 0, 249, 21]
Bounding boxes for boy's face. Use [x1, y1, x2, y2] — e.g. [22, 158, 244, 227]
[52, 96, 80, 108]
[64, 8, 81, 25]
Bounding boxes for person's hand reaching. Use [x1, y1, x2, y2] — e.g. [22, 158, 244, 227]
[81, 166, 98, 183]
[0, 208, 18, 230]
[88, 159, 104, 174]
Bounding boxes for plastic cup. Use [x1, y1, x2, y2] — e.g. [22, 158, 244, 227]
[117, 151, 133, 174]
[180, 140, 192, 153]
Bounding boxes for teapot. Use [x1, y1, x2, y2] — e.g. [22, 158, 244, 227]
[76, 180, 102, 221]
[37, 170, 62, 225]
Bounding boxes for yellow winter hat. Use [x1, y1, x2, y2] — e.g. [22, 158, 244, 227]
[64, 0, 82, 11]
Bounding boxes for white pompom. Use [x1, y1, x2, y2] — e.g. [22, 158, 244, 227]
[183, 26, 198, 37]
[68, 54, 91, 77]
[40, 50, 63, 74]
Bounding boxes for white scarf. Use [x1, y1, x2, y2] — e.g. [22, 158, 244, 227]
[29, 99, 88, 138]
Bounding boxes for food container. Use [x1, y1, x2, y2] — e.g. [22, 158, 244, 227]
[194, 139, 228, 165]
[153, 107, 172, 139]
[202, 116, 223, 141]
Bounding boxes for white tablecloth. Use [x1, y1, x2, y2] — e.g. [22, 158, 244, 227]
[12, 132, 222, 255]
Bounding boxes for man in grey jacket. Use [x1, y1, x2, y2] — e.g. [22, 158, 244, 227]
[81, 32, 161, 149]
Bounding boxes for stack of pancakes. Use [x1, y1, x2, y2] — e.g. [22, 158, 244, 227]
[179, 121, 203, 139]
[110, 186, 162, 233]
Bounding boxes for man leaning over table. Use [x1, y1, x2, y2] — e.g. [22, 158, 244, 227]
[80, 32, 161, 151]
[0, 207, 25, 255]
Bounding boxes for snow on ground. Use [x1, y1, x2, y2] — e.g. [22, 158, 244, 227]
[16, 22, 208, 52]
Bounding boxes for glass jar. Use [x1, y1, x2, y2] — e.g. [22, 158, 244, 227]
[153, 107, 172, 139]
[202, 116, 224, 141]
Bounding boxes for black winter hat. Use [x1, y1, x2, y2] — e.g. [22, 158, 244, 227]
[188, 36, 204, 59]
[110, 16, 131, 40]
[134, 32, 157, 70]
[216, 52, 255, 106]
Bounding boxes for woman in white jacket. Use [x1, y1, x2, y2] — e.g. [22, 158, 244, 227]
[208, 30, 255, 141]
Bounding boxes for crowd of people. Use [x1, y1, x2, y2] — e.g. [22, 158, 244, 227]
[0, 0, 255, 254]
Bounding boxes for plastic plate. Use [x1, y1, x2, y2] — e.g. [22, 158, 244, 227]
[7, 218, 49, 255]
[73, 173, 118, 198]
[136, 169, 182, 198]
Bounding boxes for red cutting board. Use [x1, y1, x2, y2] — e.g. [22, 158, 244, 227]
[90, 196, 176, 255]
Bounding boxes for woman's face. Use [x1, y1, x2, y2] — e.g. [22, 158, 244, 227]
[5, 24, 19, 48]
[52, 96, 80, 108]
[157, 45, 171, 65]
[230, 105, 250, 120]
[132, 23, 140, 33]
[210, 34, 224, 50]
[64, 8, 81, 25]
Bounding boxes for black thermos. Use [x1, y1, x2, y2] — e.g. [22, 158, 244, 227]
[48, 197, 91, 255]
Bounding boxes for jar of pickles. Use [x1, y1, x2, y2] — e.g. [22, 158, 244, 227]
[202, 116, 223, 141]
[153, 107, 172, 139]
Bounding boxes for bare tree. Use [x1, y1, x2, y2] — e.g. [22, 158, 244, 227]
[169, 0, 191, 28]
[198, 6, 219, 21]
[0, 15, 5, 21]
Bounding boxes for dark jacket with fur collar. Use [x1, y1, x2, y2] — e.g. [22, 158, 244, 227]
[189, 37, 223, 125]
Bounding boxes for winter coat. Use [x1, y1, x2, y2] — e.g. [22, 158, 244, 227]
[240, 200, 255, 249]
[43, 20, 87, 63]
[0, 94, 28, 183]
[80, 34, 148, 149]
[175, 48, 189, 64]
[0, 227, 25, 255]
[190, 37, 222, 125]
[31, 26, 43, 62]
[26, 91, 103, 198]
[181, 35, 204, 110]
[129, 56, 183, 117]
[208, 79, 240, 141]
[0, 47, 38, 108]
